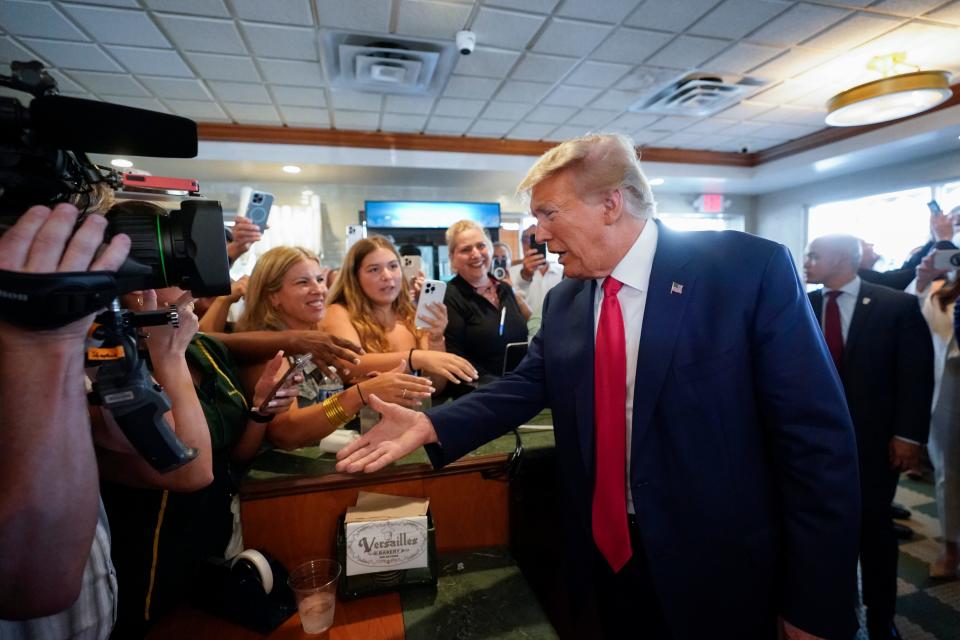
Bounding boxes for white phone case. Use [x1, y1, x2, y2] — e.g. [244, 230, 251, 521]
[402, 255, 422, 281]
[416, 279, 447, 329]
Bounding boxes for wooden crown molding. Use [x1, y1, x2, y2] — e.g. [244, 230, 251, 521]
[197, 83, 959, 170]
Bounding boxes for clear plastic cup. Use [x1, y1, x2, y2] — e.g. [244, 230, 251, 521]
[288, 559, 341, 634]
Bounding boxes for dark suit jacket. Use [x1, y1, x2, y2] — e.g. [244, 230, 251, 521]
[808, 281, 933, 491]
[427, 222, 861, 639]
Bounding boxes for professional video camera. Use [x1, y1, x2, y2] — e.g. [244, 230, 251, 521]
[0, 60, 232, 472]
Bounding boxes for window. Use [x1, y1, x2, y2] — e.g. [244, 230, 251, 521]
[806, 187, 932, 271]
[935, 180, 960, 214]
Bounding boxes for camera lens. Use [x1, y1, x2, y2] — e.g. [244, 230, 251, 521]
[950, 253, 960, 267]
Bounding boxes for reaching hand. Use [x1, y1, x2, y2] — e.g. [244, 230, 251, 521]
[335, 394, 438, 473]
[411, 349, 478, 383]
[356, 361, 435, 408]
[287, 330, 364, 376]
[251, 350, 302, 415]
[227, 215, 262, 262]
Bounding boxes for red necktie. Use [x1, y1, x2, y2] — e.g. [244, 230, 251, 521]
[593, 276, 632, 573]
[824, 290, 844, 371]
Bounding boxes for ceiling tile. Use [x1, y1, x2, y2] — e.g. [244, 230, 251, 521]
[185, 52, 261, 81]
[495, 80, 551, 103]
[442, 75, 501, 100]
[454, 47, 521, 78]
[485, 0, 559, 12]
[558, 0, 641, 23]
[748, 47, 838, 81]
[381, 113, 427, 131]
[608, 113, 662, 130]
[271, 85, 327, 107]
[434, 97, 484, 117]
[224, 102, 281, 124]
[649, 115, 698, 131]
[565, 60, 632, 88]
[705, 42, 784, 73]
[871, 0, 944, 16]
[208, 80, 272, 103]
[256, 58, 323, 86]
[481, 101, 533, 119]
[425, 115, 472, 134]
[591, 88, 640, 111]
[64, 0, 139, 6]
[543, 85, 602, 107]
[331, 91, 383, 112]
[717, 120, 771, 136]
[547, 124, 593, 140]
[630, 130, 668, 145]
[279, 105, 330, 126]
[395, 0, 471, 39]
[156, 15, 247, 55]
[468, 119, 515, 136]
[106, 46, 194, 77]
[591, 28, 674, 65]
[656, 132, 707, 148]
[525, 104, 577, 123]
[0, 35, 41, 64]
[751, 80, 816, 104]
[60, 5, 170, 48]
[800, 13, 904, 50]
[0, 1, 88, 41]
[507, 122, 555, 140]
[164, 98, 229, 120]
[99, 95, 169, 111]
[315, 0, 391, 33]
[689, 0, 790, 40]
[384, 95, 435, 114]
[750, 104, 825, 126]
[644, 35, 731, 68]
[66, 71, 149, 96]
[511, 53, 577, 83]
[625, 0, 721, 33]
[233, 0, 312, 25]
[614, 66, 683, 93]
[925, 0, 960, 24]
[747, 3, 851, 47]
[715, 99, 776, 119]
[567, 108, 618, 126]
[139, 76, 212, 100]
[19, 40, 121, 72]
[144, 0, 230, 17]
[678, 117, 737, 133]
[471, 7, 546, 51]
[749, 122, 821, 139]
[243, 24, 318, 61]
[47, 70, 86, 93]
[532, 18, 612, 57]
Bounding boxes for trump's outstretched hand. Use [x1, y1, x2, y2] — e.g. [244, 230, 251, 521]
[335, 394, 438, 473]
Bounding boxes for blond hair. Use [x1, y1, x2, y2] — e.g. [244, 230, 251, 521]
[517, 133, 656, 218]
[445, 219, 492, 259]
[325, 236, 419, 353]
[235, 246, 321, 332]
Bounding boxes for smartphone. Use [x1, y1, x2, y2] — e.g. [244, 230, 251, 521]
[529, 234, 547, 256]
[401, 255, 422, 281]
[258, 353, 311, 413]
[415, 279, 447, 329]
[933, 249, 960, 270]
[345, 224, 366, 252]
[245, 190, 274, 232]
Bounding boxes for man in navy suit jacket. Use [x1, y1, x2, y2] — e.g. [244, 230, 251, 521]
[338, 134, 861, 640]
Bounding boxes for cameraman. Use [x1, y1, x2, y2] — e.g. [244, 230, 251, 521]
[0, 204, 129, 633]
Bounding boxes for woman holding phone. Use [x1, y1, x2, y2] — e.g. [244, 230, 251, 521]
[236, 245, 432, 449]
[323, 237, 478, 394]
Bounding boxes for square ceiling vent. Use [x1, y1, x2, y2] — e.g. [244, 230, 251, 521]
[322, 31, 457, 96]
[630, 72, 769, 117]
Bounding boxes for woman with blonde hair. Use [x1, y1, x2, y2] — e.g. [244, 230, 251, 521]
[237, 245, 433, 449]
[323, 237, 478, 392]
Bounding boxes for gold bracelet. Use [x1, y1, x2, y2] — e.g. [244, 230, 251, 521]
[321, 394, 353, 427]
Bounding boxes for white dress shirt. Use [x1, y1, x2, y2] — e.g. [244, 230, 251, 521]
[819, 275, 861, 342]
[593, 220, 658, 513]
[509, 262, 564, 318]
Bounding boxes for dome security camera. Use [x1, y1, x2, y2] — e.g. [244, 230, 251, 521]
[456, 30, 476, 55]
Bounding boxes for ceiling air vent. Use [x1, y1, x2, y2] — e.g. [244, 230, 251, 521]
[322, 32, 456, 96]
[629, 72, 769, 117]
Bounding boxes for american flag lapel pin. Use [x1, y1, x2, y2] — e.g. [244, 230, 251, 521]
[862, 297, 871, 305]
[670, 282, 684, 295]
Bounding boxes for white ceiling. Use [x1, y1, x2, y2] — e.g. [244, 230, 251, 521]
[2, 0, 960, 155]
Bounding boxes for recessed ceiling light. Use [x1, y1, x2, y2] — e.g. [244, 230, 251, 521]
[111, 158, 133, 168]
[282, 165, 302, 174]
[649, 178, 665, 186]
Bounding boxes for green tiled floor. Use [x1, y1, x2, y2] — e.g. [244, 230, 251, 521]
[869, 477, 960, 640]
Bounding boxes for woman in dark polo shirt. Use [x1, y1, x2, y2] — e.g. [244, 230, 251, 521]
[443, 220, 530, 382]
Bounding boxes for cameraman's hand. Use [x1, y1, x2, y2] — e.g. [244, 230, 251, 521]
[0, 203, 130, 347]
[227, 215, 262, 262]
[137, 290, 199, 366]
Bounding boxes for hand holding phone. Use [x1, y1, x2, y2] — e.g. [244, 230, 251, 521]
[529, 234, 547, 257]
[246, 191, 274, 232]
[415, 279, 447, 329]
[401, 255, 422, 281]
[929, 200, 943, 215]
[257, 353, 311, 413]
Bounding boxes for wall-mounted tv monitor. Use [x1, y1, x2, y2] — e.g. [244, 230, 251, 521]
[365, 200, 500, 229]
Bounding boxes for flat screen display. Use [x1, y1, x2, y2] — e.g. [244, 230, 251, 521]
[365, 200, 500, 229]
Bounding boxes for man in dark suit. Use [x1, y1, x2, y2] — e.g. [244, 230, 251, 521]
[805, 234, 934, 640]
[338, 134, 861, 640]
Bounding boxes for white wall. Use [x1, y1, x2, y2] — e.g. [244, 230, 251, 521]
[756, 149, 960, 265]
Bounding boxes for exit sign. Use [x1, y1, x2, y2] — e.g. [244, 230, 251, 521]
[699, 194, 725, 213]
